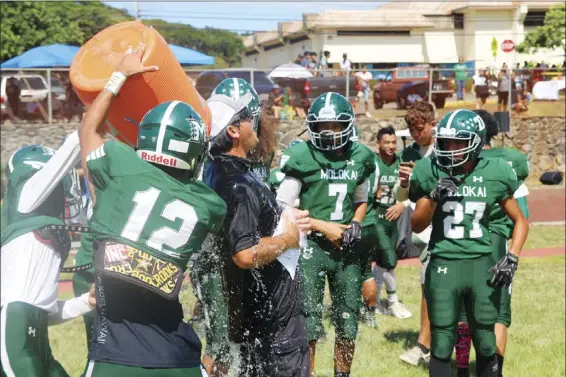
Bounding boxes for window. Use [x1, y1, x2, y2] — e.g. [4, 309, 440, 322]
[412, 70, 427, 78]
[245, 50, 259, 56]
[227, 71, 251, 82]
[253, 72, 276, 86]
[17, 77, 46, 90]
[397, 71, 407, 79]
[524, 11, 546, 27]
[384, 72, 393, 82]
[453, 13, 464, 29]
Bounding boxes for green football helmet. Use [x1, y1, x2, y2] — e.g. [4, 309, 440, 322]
[137, 101, 208, 180]
[212, 78, 260, 132]
[435, 109, 486, 169]
[306, 92, 355, 151]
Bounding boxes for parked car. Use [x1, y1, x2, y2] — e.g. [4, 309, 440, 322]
[271, 75, 359, 108]
[0, 73, 63, 119]
[372, 67, 454, 109]
[195, 70, 277, 101]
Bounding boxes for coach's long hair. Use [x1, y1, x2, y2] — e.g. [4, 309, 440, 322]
[248, 112, 279, 167]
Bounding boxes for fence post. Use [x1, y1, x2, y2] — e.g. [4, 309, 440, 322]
[428, 67, 433, 104]
[47, 68, 52, 124]
[345, 70, 350, 100]
[507, 68, 512, 132]
[250, 68, 255, 88]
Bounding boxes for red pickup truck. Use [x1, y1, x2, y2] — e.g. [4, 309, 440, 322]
[372, 67, 454, 110]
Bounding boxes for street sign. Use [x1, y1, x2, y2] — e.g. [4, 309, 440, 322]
[501, 40, 515, 53]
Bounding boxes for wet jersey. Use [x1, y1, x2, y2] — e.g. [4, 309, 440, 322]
[85, 140, 226, 368]
[361, 155, 379, 227]
[409, 157, 518, 259]
[281, 141, 375, 224]
[480, 148, 530, 238]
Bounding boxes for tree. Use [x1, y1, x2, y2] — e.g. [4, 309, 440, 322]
[517, 3, 566, 53]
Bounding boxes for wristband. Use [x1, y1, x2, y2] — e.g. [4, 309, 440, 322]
[104, 72, 127, 96]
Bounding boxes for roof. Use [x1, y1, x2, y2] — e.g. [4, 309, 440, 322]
[242, 1, 561, 48]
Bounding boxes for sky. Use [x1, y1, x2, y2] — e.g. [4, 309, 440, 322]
[104, 2, 384, 33]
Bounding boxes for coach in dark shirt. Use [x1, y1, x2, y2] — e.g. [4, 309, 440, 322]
[204, 93, 311, 377]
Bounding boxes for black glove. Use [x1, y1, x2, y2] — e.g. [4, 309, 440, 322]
[342, 221, 362, 250]
[489, 253, 519, 288]
[429, 177, 459, 202]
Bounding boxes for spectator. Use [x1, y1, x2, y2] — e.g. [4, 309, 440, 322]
[5, 77, 21, 119]
[288, 87, 306, 119]
[318, 50, 330, 77]
[340, 53, 352, 75]
[294, 54, 303, 65]
[497, 63, 511, 111]
[300, 51, 310, 68]
[355, 65, 373, 118]
[454, 57, 467, 101]
[308, 52, 318, 73]
[512, 84, 529, 116]
[473, 68, 490, 109]
[267, 86, 283, 119]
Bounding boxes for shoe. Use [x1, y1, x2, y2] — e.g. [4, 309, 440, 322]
[400, 345, 431, 366]
[388, 300, 412, 319]
[365, 112, 372, 118]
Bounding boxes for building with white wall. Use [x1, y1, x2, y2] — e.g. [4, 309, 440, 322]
[241, 1, 564, 70]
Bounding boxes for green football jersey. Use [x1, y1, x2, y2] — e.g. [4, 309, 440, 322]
[409, 157, 518, 259]
[480, 147, 530, 238]
[86, 140, 227, 270]
[1, 163, 66, 246]
[281, 141, 375, 224]
[269, 167, 286, 193]
[361, 155, 379, 227]
[376, 153, 401, 212]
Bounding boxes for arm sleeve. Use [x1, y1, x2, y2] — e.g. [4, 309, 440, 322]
[223, 184, 261, 254]
[513, 182, 529, 199]
[48, 293, 93, 325]
[502, 162, 519, 201]
[354, 179, 369, 203]
[18, 131, 81, 214]
[394, 180, 410, 202]
[276, 176, 302, 208]
[85, 142, 113, 191]
[516, 196, 529, 219]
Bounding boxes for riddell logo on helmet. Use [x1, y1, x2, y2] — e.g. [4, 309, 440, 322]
[140, 151, 177, 167]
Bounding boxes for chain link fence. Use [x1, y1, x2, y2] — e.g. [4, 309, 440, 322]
[1, 66, 563, 124]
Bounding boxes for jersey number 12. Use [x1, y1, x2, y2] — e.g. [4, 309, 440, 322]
[121, 187, 198, 258]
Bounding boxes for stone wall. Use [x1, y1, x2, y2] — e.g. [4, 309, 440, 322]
[1, 116, 564, 180]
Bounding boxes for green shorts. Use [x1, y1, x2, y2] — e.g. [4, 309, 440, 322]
[299, 236, 362, 341]
[425, 254, 500, 359]
[375, 209, 399, 270]
[359, 225, 378, 282]
[1, 302, 69, 377]
[81, 360, 204, 377]
[459, 232, 512, 327]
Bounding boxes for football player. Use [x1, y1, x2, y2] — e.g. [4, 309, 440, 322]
[1, 137, 96, 377]
[269, 140, 304, 197]
[349, 127, 380, 328]
[397, 102, 437, 366]
[373, 126, 412, 319]
[276, 92, 376, 377]
[409, 109, 529, 377]
[454, 109, 530, 377]
[78, 43, 226, 377]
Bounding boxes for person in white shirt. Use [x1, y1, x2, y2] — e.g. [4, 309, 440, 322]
[473, 68, 490, 109]
[340, 53, 352, 75]
[355, 65, 373, 118]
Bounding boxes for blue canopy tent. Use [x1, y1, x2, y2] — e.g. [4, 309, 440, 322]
[0, 44, 80, 68]
[1, 43, 214, 68]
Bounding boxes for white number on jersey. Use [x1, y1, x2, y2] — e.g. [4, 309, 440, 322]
[121, 187, 198, 258]
[329, 183, 348, 221]
[442, 201, 486, 239]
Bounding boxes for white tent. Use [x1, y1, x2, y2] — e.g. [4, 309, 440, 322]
[268, 63, 314, 79]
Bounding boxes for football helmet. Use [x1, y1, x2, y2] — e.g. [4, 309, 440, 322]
[306, 92, 355, 150]
[212, 78, 260, 132]
[435, 109, 486, 169]
[137, 101, 208, 179]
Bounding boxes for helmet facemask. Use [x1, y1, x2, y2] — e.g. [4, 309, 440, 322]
[63, 168, 84, 225]
[435, 130, 482, 169]
[307, 114, 354, 151]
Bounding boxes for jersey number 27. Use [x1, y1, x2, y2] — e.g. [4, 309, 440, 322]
[121, 187, 198, 258]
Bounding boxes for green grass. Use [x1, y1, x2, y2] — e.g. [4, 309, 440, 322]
[50, 229, 565, 377]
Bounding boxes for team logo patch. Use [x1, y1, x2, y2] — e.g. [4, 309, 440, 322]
[95, 242, 183, 300]
[318, 106, 336, 120]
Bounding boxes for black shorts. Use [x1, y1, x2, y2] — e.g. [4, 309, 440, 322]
[475, 85, 489, 99]
[238, 315, 310, 377]
[498, 91, 509, 105]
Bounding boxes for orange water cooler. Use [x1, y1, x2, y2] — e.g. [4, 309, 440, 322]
[70, 21, 211, 147]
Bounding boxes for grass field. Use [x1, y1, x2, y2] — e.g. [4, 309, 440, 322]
[50, 226, 565, 377]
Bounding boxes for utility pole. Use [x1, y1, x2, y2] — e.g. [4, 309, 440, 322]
[135, 1, 140, 20]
